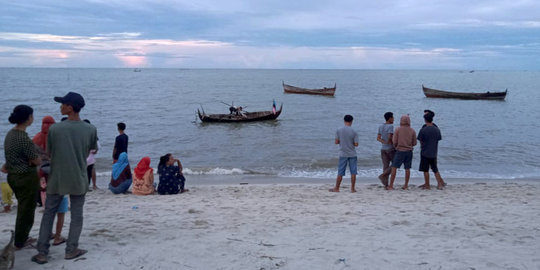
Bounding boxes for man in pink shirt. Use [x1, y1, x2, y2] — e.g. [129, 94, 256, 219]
[387, 115, 417, 190]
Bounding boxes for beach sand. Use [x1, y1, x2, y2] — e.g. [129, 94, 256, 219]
[1, 176, 539, 270]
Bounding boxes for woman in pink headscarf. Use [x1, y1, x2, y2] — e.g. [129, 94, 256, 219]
[132, 157, 154, 195]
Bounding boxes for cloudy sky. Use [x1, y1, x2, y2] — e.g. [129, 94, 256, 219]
[1, 0, 539, 69]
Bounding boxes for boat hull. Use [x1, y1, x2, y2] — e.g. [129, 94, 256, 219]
[283, 82, 336, 96]
[198, 105, 282, 123]
[422, 86, 507, 100]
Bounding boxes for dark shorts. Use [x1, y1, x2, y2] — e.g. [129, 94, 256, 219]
[392, 150, 413, 169]
[419, 156, 438, 173]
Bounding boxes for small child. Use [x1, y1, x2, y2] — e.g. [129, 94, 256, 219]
[1, 171, 13, 213]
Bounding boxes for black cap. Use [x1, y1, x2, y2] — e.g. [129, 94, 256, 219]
[54, 92, 85, 110]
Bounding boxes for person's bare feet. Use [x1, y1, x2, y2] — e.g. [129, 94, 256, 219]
[329, 188, 339, 192]
[378, 175, 388, 187]
[351, 189, 357, 193]
[421, 185, 431, 190]
[401, 185, 409, 190]
[418, 183, 427, 189]
[385, 186, 394, 190]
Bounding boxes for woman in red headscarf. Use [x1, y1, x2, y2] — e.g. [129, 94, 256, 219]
[132, 157, 155, 195]
[32, 116, 55, 206]
[32, 116, 55, 154]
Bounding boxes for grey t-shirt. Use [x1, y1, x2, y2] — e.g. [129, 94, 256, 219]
[417, 125, 441, 158]
[378, 123, 394, 151]
[335, 126, 359, 157]
[47, 120, 98, 195]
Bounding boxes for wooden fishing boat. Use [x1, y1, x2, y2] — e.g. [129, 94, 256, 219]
[197, 104, 283, 123]
[282, 82, 336, 96]
[422, 85, 507, 100]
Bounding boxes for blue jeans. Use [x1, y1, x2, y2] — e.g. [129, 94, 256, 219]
[337, 157, 358, 176]
[109, 179, 132, 194]
[37, 194, 85, 255]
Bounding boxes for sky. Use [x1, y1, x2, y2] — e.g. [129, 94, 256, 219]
[1, 0, 539, 69]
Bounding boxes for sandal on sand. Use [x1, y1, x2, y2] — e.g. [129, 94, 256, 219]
[15, 237, 36, 250]
[32, 254, 48, 264]
[65, 248, 87, 260]
[53, 236, 66, 246]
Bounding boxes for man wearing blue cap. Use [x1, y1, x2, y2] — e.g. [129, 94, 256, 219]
[32, 92, 97, 264]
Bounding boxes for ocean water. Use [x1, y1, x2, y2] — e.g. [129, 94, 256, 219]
[1, 68, 539, 180]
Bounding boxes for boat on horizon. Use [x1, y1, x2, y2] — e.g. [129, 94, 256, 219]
[422, 85, 507, 100]
[282, 81, 336, 96]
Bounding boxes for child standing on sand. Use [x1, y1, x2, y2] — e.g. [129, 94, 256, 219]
[1, 168, 13, 212]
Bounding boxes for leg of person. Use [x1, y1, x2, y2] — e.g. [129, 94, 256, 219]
[349, 157, 358, 193]
[65, 194, 87, 259]
[387, 151, 405, 190]
[8, 171, 39, 248]
[430, 158, 445, 189]
[387, 167, 397, 190]
[330, 157, 347, 192]
[419, 156, 430, 189]
[422, 172, 430, 189]
[402, 151, 413, 190]
[91, 166, 98, 189]
[86, 165, 92, 187]
[33, 193, 63, 264]
[53, 196, 68, 245]
[379, 150, 390, 186]
[434, 172, 445, 189]
[179, 175, 188, 193]
[403, 169, 410, 190]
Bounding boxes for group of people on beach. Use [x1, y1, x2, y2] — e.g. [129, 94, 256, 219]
[108, 122, 188, 195]
[330, 110, 446, 192]
[1, 91, 189, 265]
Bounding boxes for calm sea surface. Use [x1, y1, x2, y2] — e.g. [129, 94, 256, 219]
[1, 68, 539, 180]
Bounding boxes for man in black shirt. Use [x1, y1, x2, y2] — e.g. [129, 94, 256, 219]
[112, 122, 128, 163]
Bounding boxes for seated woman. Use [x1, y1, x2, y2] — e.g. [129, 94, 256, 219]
[157, 153, 188, 195]
[109, 152, 132, 194]
[132, 156, 154, 195]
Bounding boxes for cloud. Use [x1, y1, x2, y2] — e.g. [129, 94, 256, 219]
[1, 1, 540, 69]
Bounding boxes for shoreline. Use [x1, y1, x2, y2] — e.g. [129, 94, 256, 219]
[91, 174, 540, 188]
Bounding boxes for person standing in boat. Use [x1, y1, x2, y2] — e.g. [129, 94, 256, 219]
[377, 112, 394, 187]
[330, 115, 359, 193]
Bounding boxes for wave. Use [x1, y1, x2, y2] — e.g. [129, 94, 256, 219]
[96, 166, 540, 179]
[96, 167, 247, 177]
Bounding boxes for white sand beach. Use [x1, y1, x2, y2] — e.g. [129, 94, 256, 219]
[1, 177, 540, 270]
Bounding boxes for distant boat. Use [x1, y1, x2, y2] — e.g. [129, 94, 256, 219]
[422, 85, 507, 100]
[282, 81, 336, 96]
[197, 104, 283, 123]
[133, 68, 142, 72]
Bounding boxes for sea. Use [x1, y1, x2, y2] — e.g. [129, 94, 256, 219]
[1, 68, 539, 181]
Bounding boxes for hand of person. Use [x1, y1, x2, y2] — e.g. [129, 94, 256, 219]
[1, 164, 7, 174]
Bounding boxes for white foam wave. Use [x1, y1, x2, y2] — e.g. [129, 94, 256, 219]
[183, 167, 246, 175]
[278, 169, 540, 180]
[96, 167, 539, 179]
